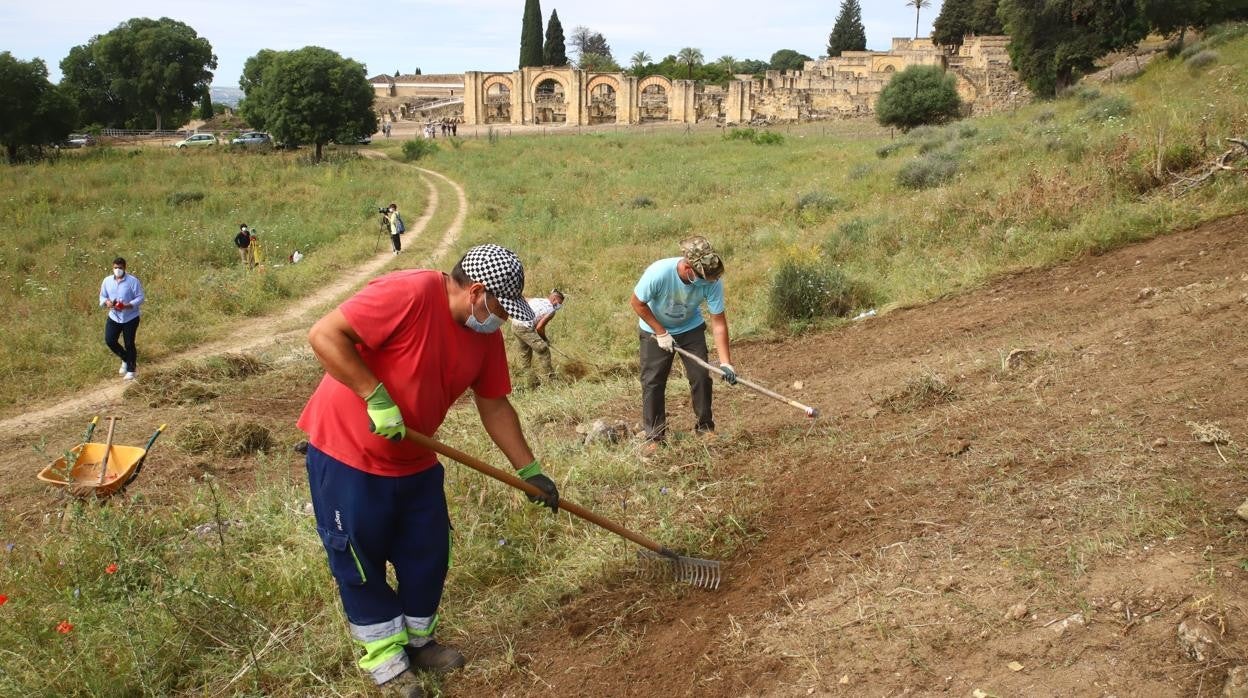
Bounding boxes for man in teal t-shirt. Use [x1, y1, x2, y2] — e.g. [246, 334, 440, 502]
[629, 236, 737, 451]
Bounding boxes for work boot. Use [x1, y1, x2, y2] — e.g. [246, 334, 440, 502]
[405, 640, 465, 672]
[382, 669, 423, 698]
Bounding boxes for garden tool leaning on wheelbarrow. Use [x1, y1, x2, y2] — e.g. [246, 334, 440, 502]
[38, 417, 166, 499]
[404, 430, 723, 590]
[670, 345, 819, 418]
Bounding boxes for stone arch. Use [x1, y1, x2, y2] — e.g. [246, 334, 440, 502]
[586, 75, 620, 125]
[531, 73, 568, 124]
[482, 74, 514, 124]
[637, 76, 671, 122]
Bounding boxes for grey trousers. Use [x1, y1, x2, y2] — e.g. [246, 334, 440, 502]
[639, 324, 714, 441]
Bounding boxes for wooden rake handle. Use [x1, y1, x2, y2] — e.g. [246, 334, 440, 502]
[670, 345, 819, 418]
[402, 430, 674, 558]
[97, 416, 118, 486]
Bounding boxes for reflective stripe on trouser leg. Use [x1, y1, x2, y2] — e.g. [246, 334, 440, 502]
[349, 618, 410, 684]
[405, 614, 439, 649]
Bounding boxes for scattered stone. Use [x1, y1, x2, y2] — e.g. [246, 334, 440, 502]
[1096, 270, 1107, 278]
[1188, 421, 1232, 445]
[581, 419, 631, 446]
[302, 502, 314, 516]
[1041, 518, 1057, 532]
[1138, 287, 1157, 300]
[1236, 500, 1248, 522]
[839, 675, 850, 685]
[1178, 618, 1219, 661]
[973, 690, 989, 698]
[1090, 408, 1102, 417]
[1233, 358, 1248, 370]
[1152, 437, 1168, 449]
[1005, 348, 1038, 371]
[1111, 600, 1124, 613]
[1004, 602, 1029, 621]
[792, 380, 804, 390]
[1008, 661, 1025, 672]
[293, 440, 308, 454]
[863, 407, 880, 419]
[1050, 613, 1086, 636]
[190, 520, 244, 539]
[1224, 666, 1248, 698]
[944, 439, 972, 457]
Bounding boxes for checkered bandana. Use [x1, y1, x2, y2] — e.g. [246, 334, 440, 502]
[460, 244, 534, 323]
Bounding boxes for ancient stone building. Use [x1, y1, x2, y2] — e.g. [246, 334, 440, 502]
[447, 36, 1030, 127]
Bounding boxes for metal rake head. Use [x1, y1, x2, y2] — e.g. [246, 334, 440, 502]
[638, 549, 723, 590]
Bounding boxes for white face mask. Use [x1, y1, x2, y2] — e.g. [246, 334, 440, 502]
[113, 267, 124, 278]
[466, 297, 504, 334]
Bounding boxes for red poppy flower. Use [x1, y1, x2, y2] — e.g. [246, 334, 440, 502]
[56, 620, 73, 634]
[105, 563, 118, 575]
[0, 594, 8, 606]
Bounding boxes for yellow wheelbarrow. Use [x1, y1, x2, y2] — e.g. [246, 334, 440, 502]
[37, 417, 166, 498]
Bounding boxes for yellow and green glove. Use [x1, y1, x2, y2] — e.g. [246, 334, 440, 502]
[517, 460, 559, 512]
[364, 383, 405, 441]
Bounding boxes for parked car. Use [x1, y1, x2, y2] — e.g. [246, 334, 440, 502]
[175, 133, 218, 149]
[61, 134, 95, 148]
[334, 134, 372, 145]
[231, 131, 271, 146]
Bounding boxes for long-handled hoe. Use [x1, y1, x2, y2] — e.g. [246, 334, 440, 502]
[671, 345, 819, 418]
[403, 430, 723, 590]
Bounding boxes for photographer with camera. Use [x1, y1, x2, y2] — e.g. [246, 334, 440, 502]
[381, 204, 405, 255]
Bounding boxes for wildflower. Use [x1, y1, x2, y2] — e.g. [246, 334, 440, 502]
[105, 563, 118, 575]
[56, 620, 73, 634]
[0, 594, 8, 606]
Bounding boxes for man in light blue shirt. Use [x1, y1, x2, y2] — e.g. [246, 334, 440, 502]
[630, 236, 736, 450]
[98, 257, 145, 380]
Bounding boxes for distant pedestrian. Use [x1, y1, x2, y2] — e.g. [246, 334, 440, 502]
[234, 224, 254, 268]
[99, 257, 145, 381]
[510, 289, 565, 386]
[383, 122, 392, 138]
[384, 203, 403, 254]
[451, 120, 458, 137]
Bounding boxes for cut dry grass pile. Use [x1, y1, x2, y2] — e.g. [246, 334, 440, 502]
[880, 373, 958, 413]
[125, 353, 270, 407]
[174, 415, 274, 457]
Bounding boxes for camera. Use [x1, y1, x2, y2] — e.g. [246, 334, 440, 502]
[378, 207, 389, 215]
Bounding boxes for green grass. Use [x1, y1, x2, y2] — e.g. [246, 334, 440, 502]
[0, 147, 426, 412]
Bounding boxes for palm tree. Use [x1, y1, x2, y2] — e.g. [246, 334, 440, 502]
[630, 50, 652, 71]
[676, 47, 704, 79]
[717, 55, 737, 76]
[905, 0, 931, 40]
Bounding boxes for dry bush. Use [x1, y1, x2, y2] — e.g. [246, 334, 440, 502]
[173, 415, 274, 457]
[881, 374, 958, 413]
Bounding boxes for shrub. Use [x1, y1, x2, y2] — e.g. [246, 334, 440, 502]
[767, 257, 868, 325]
[752, 130, 785, 145]
[794, 191, 841, 214]
[876, 142, 906, 159]
[629, 195, 656, 209]
[402, 138, 439, 161]
[847, 162, 874, 180]
[1185, 50, 1219, 72]
[1081, 95, 1133, 123]
[725, 128, 757, 141]
[958, 124, 979, 139]
[167, 191, 204, 206]
[725, 128, 785, 145]
[1068, 85, 1102, 104]
[1032, 108, 1057, 124]
[897, 152, 959, 190]
[875, 65, 963, 132]
[821, 218, 869, 260]
[1161, 142, 1202, 173]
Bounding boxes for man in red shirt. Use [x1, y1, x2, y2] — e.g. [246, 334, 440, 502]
[298, 244, 558, 696]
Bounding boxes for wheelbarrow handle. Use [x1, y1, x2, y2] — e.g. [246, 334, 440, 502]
[84, 416, 99, 443]
[121, 424, 166, 493]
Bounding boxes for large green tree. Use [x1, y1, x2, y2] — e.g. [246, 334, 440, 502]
[543, 9, 567, 66]
[59, 17, 216, 130]
[238, 46, 376, 162]
[519, 0, 544, 68]
[677, 47, 704, 78]
[933, 0, 1003, 46]
[828, 0, 868, 57]
[999, 0, 1149, 96]
[0, 53, 76, 161]
[875, 65, 962, 130]
[770, 49, 813, 72]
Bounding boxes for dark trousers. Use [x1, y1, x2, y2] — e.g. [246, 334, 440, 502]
[390, 233, 401, 252]
[104, 316, 140, 372]
[639, 324, 714, 441]
[306, 445, 450, 633]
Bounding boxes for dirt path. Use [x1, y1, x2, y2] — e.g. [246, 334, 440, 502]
[451, 215, 1248, 696]
[0, 161, 468, 438]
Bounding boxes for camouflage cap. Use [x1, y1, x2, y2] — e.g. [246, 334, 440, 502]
[680, 236, 724, 280]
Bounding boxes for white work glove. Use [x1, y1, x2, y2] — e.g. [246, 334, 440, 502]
[654, 332, 675, 352]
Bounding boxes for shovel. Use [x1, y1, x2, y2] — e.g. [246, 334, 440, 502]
[670, 345, 819, 418]
[403, 430, 723, 590]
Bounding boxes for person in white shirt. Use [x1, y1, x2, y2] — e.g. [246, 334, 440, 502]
[509, 289, 565, 386]
[98, 256, 146, 380]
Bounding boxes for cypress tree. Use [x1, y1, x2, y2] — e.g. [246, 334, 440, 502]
[519, 0, 544, 68]
[544, 9, 568, 66]
[827, 0, 868, 57]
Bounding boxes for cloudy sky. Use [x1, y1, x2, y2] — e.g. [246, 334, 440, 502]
[2, 0, 944, 85]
